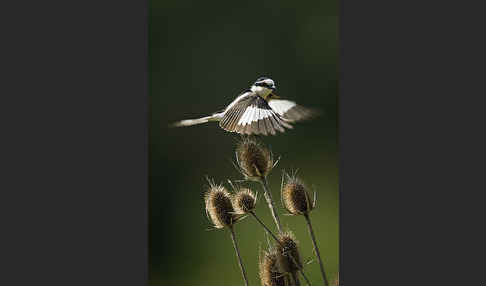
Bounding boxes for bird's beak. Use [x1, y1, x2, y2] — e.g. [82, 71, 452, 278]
[271, 91, 280, 99]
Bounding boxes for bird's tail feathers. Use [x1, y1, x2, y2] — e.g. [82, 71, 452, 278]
[170, 115, 217, 128]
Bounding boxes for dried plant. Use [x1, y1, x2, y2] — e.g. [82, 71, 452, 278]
[235, 136, 275, 181]
[229, 184, 310, 285]
[232, 187, 258, 215]
[282, 172, 329, 286]
[281, 171, 315, 216]
[259, 247, 288, 286]
[235, 136, 282, 232]
[276, 232, 302, 275]
[201, 137, 337, 286]
[204, 178, 249, 286]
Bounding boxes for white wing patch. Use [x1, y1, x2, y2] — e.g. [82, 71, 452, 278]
[268, 99, 297, 116]
[224, 92, 252, 112]
[237, 106, 274, 126]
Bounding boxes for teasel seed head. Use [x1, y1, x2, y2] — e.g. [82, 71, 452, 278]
[235, 137, 275, 181]
[276, 231, 302, 274]
[259, 248, 286, 286]
[204, 179, 237, 229]
[281, 172, 316, 215]
[232, 187, 257, 215]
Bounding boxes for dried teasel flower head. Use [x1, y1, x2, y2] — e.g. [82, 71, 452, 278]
[276, 231, 302, 274]
[232, 187, 257, 215]
[281, 171, 316, 216]
[204, 178, 236, 229]
[259, 247, 286, 286]
[235, 137, 276, 181]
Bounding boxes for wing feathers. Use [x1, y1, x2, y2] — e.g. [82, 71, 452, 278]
[220, 95, 292, 135]
[268, 99, 320, 123]
[172, 92, 317, 136]
[257, 109, 268, 136]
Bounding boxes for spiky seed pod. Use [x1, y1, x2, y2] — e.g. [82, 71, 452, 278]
[232, 188, 257, 214]
[236, 137, 274, 180]
[276, 231, 302, 274]
[204, 182, 236, 229]
[281, 174, 314, 215]
[259, 248, 286, 286]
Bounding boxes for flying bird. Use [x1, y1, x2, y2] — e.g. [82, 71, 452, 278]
[171, 77, 319, 135]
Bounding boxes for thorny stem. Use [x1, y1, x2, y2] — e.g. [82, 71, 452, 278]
[304, 214, 329, 286]
[229, 227, 249, 286]
[249, 211, 312, 286]
[259, 177, 282, 232]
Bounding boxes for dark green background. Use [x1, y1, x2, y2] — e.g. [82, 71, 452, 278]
[149, 0, 338, 285]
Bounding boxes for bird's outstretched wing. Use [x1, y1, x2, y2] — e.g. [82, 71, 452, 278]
[219, 95, 292, 135]
[268, 99, 320, 123]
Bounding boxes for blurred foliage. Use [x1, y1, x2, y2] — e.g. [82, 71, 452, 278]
[149, 0, 338, 285]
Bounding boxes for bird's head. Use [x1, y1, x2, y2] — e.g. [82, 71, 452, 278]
[251, 77, 279, 100]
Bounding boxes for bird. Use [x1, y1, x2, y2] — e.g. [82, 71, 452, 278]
[171, 77, 319, 135]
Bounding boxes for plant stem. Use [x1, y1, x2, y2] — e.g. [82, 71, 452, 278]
[249, 211, 312, 286]
[259, 177, 282, 232]
[298, 266, 312, 286]
[292, 272, 301, 286]
[229, 227, 249, 286]
[249, 211, 280, 242]
[304, 214, 329, 286]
